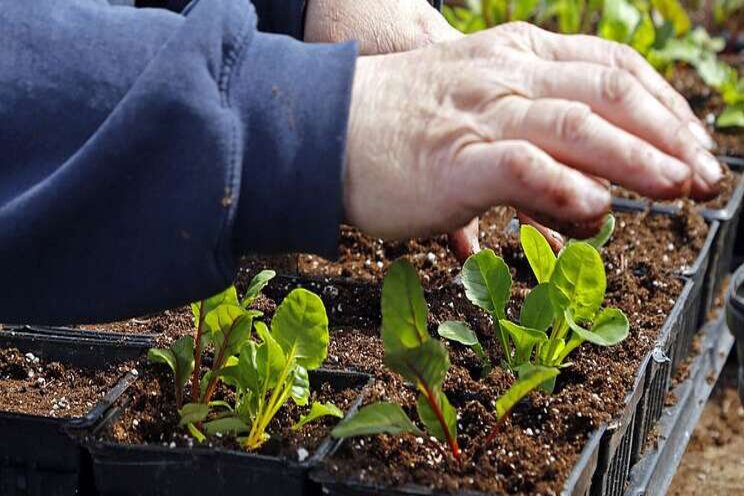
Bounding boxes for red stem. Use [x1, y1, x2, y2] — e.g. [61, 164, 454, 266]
[483, 408, 512, 448]
[191, 301, 205, 404]
[202, 318, 240, 404]
[421, 384, 461, 460]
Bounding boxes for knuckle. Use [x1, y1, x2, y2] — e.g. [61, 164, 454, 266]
[500, 141, 538, 180]
[613, 43, 643, 67]
[557, 104, 593, 143]
[601, 68, 636, 104]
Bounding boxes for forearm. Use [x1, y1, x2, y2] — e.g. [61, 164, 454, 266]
[0, 0, 355, 324]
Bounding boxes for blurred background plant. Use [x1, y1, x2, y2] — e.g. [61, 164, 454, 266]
[442, 0, 744, 127]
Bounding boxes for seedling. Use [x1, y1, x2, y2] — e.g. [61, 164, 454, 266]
[461, 215, 629, 392]
[437, 321, 492, 377]
[149, 271, 339, 449]
[332, 260, 558, 457]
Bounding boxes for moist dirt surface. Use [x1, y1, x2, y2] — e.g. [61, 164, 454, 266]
[32, 205, 709, 494]
[669, 361, 744, 495]
[0, 347, 129, 418]
[100, 363, 364, 462]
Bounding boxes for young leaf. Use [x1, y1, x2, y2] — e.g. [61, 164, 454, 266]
[495, 366, 559, 418]
[331, 402, 423, 438]
[193, 286, 240, 323]
[290, 366, 310, 406]
[416, 388, 458, 446]
[384, 339, 449, 391]
[462, 249, 512, 319]
[549, 242, 606, 320]
[241, 270, 276, 307]
[381, 259, 430, 353]
[202, 416, 251, 436]
[520, 225, 556, 283]
[213, 310, 261, 362]
[187, 423, 206, 443]
[292, 402, 344, 431]
[566, 307, 630, 346]
[271, 288, 329, 370]
[717, 103, 744, 128]
[437, 321, 479, 347]
[178, 402, 210, 426]
[581, 214, 615, 249]
[149, 335, 195, 393]
[499, 320, 548, 364]
[254, 321, 287, 391]
[520, 283, 554, 332]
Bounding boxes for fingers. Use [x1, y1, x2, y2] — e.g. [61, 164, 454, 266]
[512, 25, 707, 135]
[516, 212, 564, 253]
[493, 96, 692, 199]
[528, 60, 721, 198]
[447, 218, 480, 263]
[450, 140, 611, 226]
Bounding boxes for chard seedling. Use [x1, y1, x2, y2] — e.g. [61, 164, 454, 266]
[461, 215, 629, 392]
[437, 321, 492, 377]
[333, 260, 557, 457]
[149, 270, 340, 449]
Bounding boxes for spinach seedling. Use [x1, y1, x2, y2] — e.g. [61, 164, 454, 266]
[149, 271, 341, 448]
[333, 260, 559, 458]
[462, 215, 629, 392]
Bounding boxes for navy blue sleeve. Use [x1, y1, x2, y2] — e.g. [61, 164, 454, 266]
[164, 0, 306, 38]
[0, 0, 356, 325]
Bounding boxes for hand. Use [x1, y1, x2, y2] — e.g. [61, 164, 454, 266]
[343, 22, 721, 242]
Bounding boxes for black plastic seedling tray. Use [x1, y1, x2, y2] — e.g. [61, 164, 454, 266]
[613, 157, 744, 324]
[0, 328, 150, 496]
[624, 312, 734, 496]
[87, 369, 371, 496]
[725, 263, 744, 403]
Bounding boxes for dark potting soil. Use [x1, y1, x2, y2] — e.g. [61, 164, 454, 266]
[298, 207, 516, 288]
[100, 363, 360, 462]
[0, 347, 129, 418]
[612, 162, 741, 211]
[670, 63, 744, 158]
[319, 208, 706, 494]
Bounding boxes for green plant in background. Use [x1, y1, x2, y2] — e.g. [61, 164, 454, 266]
[460, 215, 629, 392]
[332, 260, 557, 457]
[149, 271, 341, 449]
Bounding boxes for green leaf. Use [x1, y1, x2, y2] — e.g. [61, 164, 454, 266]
[178, 402, 210, 426]
[717, 103, 744, 128]
[599, 0, 641, 44]
[651, 0, 691, 36]
[149, 335, 195, 393]
[520, 283, 554, 332]
[499, 320, 548, 364]
[384, 339, 450, 391]
[292, 402, 344, 431]
[416, 389, 457, 444]
[202, 416, 251, 436]
[214, 310, 261, 362]
[381, 260, 430, 353]
[331, 402, 423, 438]
[254, 321, 287, 391]
[630, 12, 655, 55]
[241, 270, 276, 307]
[193, 286, 240, 323]
[550, 242, 606, 321]
[291, 366, 310, 406]
[495, 365, 559, 418]
[511, 0, 540, 20]
[271, 288, 329, 370]
[437, 321, 479, 347]
[566, 307, 630, 346]
[520, 225, 556, 284]
[462, 249, 512, 319]
[581, 214, 616, 249]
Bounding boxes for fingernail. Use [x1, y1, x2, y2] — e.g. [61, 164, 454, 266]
[584, 185, 611, 212]
[662, 157, 691, 184]
[695, 148, 722, 185]
[688, 122, 716, 151]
